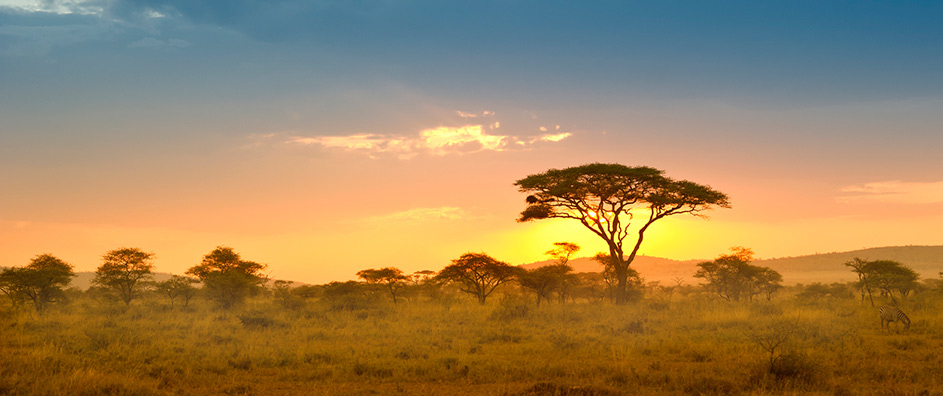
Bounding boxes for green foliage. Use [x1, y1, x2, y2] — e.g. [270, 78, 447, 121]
[0, 254, 75, 312]
[515, 163, 729, 304]
[694, 247, 783, 302]
[186, 246, 267, 309]
[436, 252, 521, 304]
[92, 247, 155, 306]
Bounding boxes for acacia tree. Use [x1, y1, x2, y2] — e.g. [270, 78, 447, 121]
[866, 260, 919, 301]
[186, 246, 267, 309]
[844, 257, 874, 305]
[518, 264, 572, 306]
[846, 258, 920, 305]
[694, 247, 782, 302]
[92, 247, 155, 306]
[435, 253, 520, 304]
[155, 275, 199, 308]
[0, 254, 75, 312]
[516, 163, 730, 303]
[356, 267, 409, 304]
[546, 242, 580, 266]
[541, 242, 580, 302]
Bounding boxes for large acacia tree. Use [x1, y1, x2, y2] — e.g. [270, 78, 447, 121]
[516, 163, 730, 303]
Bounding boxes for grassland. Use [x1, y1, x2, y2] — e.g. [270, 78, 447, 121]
[1, 285, 942, 395]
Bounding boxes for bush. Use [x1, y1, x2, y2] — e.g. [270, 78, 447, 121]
[489, 296, 530, 321]
[237, 311, 279, 329]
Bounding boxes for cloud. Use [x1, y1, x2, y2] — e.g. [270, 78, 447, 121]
[288, 124, 572, 159]
[837, 181, 943, 204]
[536, 132, 571, 142]
[1, 0, 103, 15]
[365, 207, 467, 223]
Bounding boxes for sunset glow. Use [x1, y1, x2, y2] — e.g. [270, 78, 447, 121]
[1, 1, 942, 285]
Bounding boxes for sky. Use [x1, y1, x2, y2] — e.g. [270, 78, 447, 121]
[2, 1, 942, 284]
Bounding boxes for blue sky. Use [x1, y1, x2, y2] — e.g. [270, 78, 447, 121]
[2, 1, 942, 282]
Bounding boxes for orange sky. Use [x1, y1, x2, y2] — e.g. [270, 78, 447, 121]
[3, 118, 942, 284]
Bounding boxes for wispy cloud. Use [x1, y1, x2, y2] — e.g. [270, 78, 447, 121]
[288, 122, 572, 159]
[837, 181, 943, 204]
[365, 207, 468, 223]
[128, 37, 190, 49]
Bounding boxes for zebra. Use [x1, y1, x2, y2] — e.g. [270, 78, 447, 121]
[879, 305, 911, 332]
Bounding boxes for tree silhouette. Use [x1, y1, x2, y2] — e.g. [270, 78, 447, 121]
[0, 254, 75, 312]
[186, 246, 267, 309]
[845, 258, 919, 305]
[515, 163, 729, 303]
[92, 247, 155, 306]
[518, 264, 572, 306]
[545, 242, 580, 265]
[155, 275, 199, 308]
[356, 267, 409, 304]
[436, 253, 520, 304]
[694, 247, 782, 302]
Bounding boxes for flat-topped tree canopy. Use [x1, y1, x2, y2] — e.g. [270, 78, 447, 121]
[514, 163, 730, 304]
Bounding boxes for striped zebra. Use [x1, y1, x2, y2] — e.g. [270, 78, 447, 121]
[879, 305, 911, 331]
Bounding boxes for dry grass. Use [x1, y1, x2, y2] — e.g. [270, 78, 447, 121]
[1, 286, 942, 395]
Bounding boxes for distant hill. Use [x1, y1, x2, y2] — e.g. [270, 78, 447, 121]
[520, 245, 943, 286]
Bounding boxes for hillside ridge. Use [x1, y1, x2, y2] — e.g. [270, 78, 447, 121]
[520, 245, 943, 285]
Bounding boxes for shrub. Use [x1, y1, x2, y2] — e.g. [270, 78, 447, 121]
[489, 296, 531, 321]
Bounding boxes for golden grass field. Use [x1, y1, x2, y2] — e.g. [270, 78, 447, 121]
[1, 284, 942, 396]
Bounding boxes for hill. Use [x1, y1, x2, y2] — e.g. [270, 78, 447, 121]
[520, 245, 943, 286]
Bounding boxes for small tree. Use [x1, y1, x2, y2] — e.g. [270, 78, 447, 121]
[518, 264, 572, 306]
[593, 252, 643, 302]
[844, 257, 875, 305]
[756, 268, 784, 301]
[694, 247, 782, 302]
[846, 258, 920, 305]
[155, 275, 199, 308]
[0, 254, 75, 312]
[0, 269, 26, 308]
[571, 272, 607, 302]
[356, 267, 409, 304]
[92, 247, 155, 306]
[186, 246, 267, 309]
[436, 253, 520, 304]
[545, 242, 580, 266]
[544, 242, 580, 302]
[867, 260, 919, 301]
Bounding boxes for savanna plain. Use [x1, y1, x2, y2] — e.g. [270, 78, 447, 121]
[2, 275, 942, 396]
